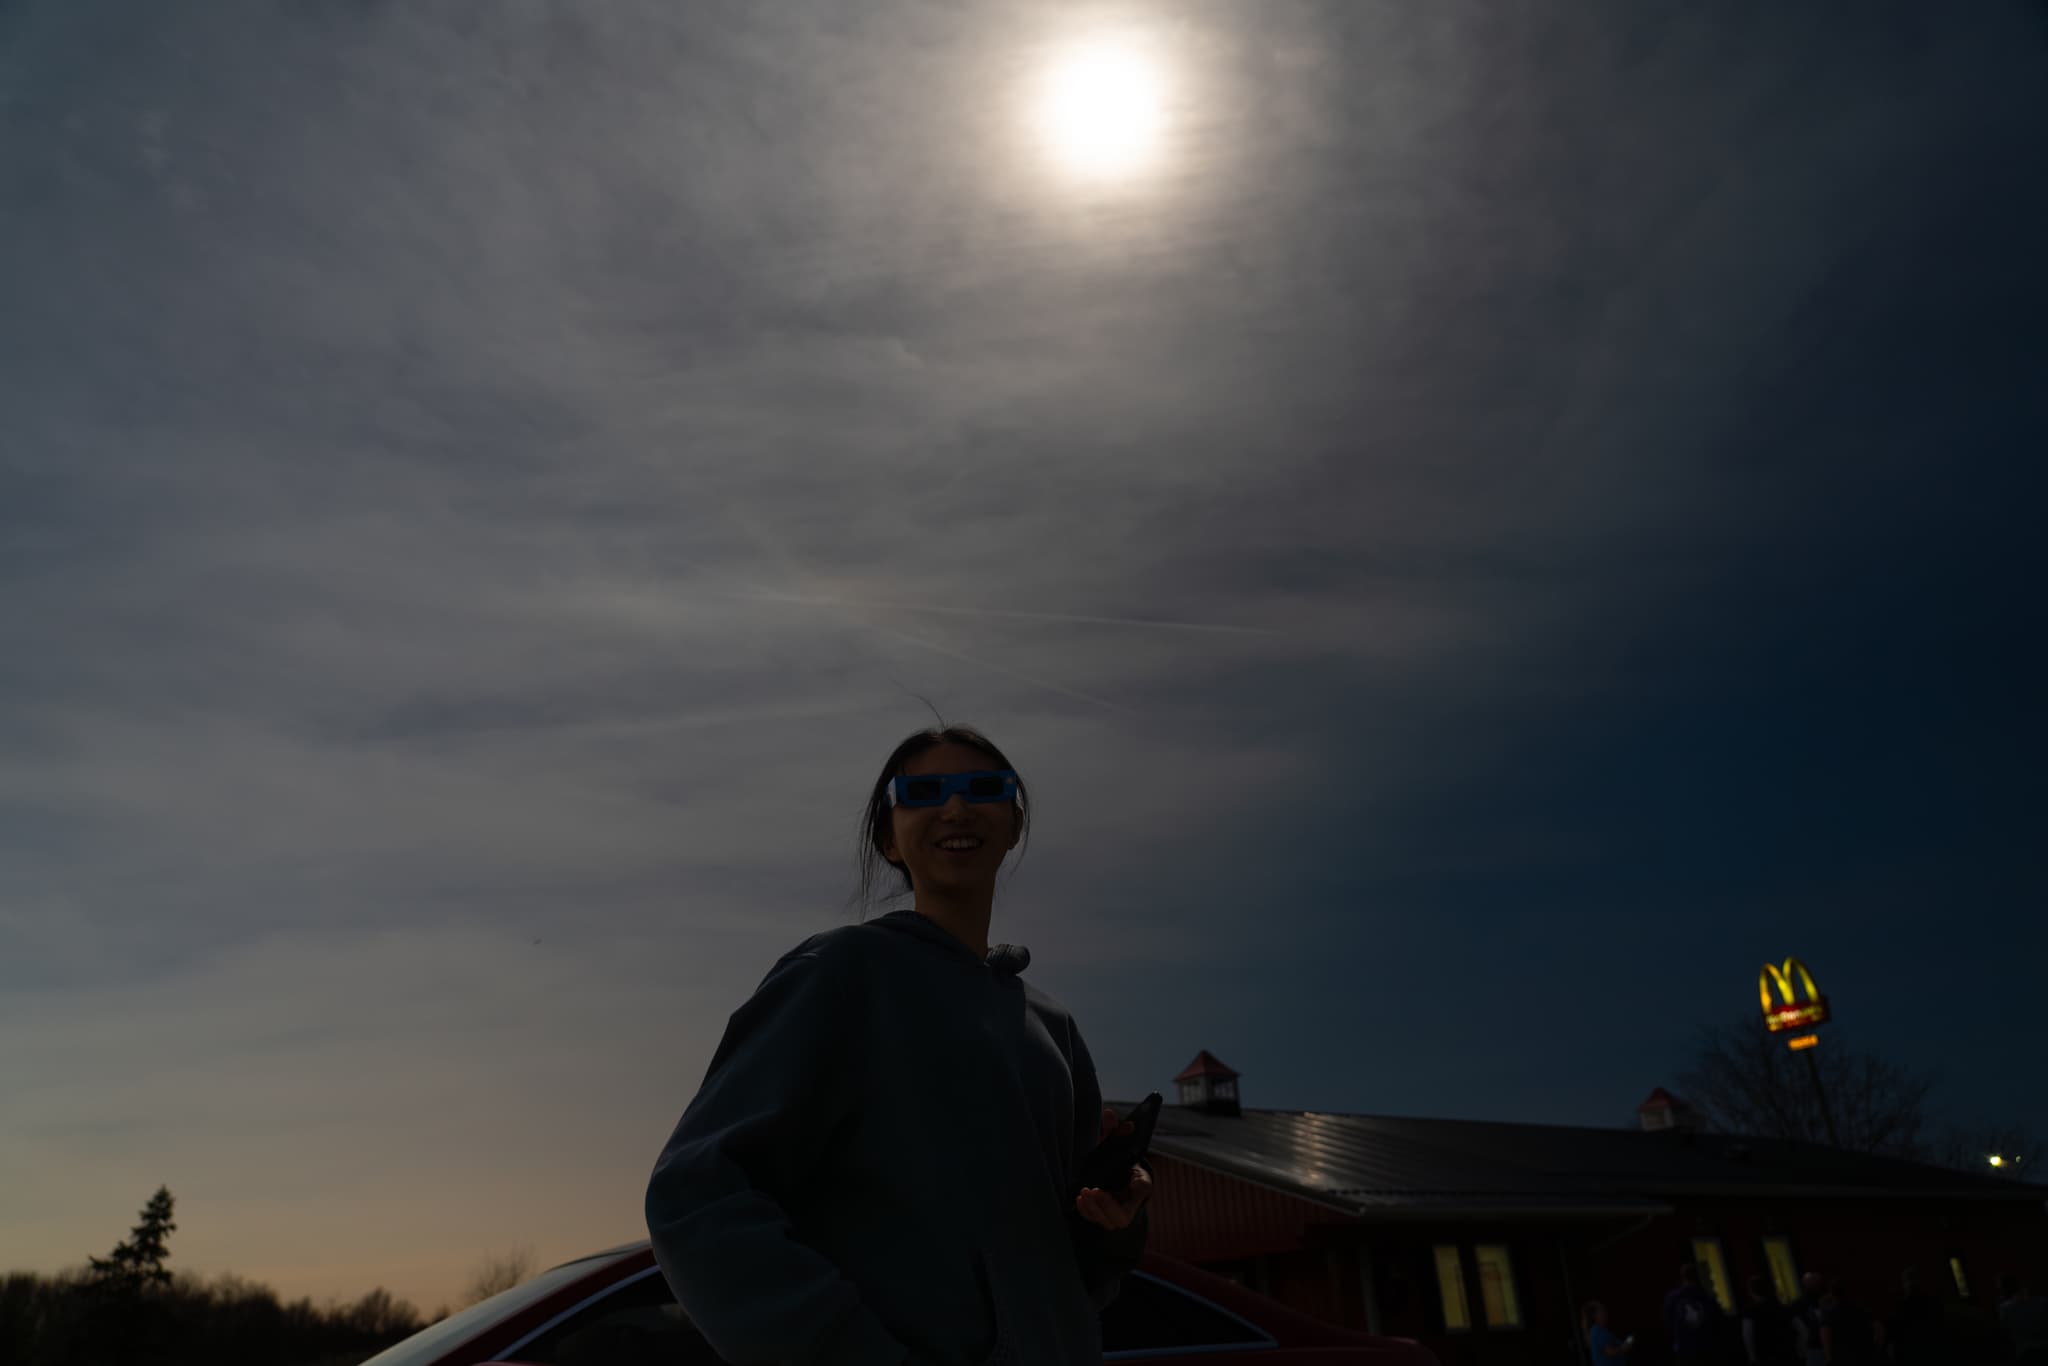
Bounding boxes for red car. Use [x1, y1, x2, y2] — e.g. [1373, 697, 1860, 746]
[359, 1238, 1436, 1366]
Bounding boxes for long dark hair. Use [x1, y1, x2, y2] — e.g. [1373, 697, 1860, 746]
[848, 719, 1031, 916]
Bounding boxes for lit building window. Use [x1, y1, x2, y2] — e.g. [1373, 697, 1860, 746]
[1691, 1238, 1736, 1312]
[1950, 1256, 1971, 1300]
[1763, 1238, 1800, 1304]
[1474, 1245, 1522, 1329]
[1433, 1245, 1471, 1332]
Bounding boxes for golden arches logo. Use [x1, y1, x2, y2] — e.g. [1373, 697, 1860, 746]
[1758, 957, 1829, 1033]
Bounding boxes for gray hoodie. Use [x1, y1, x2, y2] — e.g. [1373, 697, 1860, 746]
[645, 908, 1150, 1365]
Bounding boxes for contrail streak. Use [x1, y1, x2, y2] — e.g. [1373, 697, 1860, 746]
[707, 589, 1283, 638]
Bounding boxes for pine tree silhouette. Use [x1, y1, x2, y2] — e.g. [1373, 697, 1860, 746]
[83, 1186, 180, 1364]
[88, 1185, 178, 1297]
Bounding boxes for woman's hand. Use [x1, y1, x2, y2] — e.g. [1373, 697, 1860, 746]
[1076, 1107, 1154, 1230]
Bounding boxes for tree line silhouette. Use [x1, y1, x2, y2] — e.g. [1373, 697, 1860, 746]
[1, 1186, 529, 1366]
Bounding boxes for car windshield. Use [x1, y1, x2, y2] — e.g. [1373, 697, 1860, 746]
[354, 1255, 628, 1366]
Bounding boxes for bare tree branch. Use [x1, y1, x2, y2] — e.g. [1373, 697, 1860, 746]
[1676, 1017, 1937, 1157]
[462, 1246, 537, 1308]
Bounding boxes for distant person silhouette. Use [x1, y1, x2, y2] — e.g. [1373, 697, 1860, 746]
[1742, 1275, 1796, 1366]
[2002, 1274, 2048, 1365]
[1585, 1300, 1636, 1362]
[1667, 1263, 1724, 1366]
[1886, 1267, 1944, 1366]
[1820, 1280, 1879, 1366]
[1793, 1272, 1829, 1366]
[644, 724, 1152, 1365]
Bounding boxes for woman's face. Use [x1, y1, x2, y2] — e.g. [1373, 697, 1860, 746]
[882, 741, 1021, 895]
[1594, 1305, 1609, 1327]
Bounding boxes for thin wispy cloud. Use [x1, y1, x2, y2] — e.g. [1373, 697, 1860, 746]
[711, 591, 1286, 638]
[4, 0, 2044, 1318]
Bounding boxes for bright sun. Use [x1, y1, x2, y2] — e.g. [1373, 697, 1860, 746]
[1035, 37, 1167, 181]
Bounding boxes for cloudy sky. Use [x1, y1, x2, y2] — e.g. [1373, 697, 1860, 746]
[4, 0, 2045, 1320]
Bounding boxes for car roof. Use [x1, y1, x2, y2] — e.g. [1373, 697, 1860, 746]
[542, 1239, 651, 1272]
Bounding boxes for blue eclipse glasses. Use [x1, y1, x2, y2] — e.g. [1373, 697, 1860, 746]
[888, 769, 1019, 809]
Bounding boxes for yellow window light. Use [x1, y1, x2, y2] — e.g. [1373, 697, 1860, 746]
[1692, 1239, 1736, 1313]
[1764, 1239, 1800, 1304]
[1434, 1246, 1471, 1332]
[1475, 1245, 1522, 1329]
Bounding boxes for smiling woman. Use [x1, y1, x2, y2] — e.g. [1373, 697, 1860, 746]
[643, 721, 1155, 1364]
[1033, 33, 1169, 180]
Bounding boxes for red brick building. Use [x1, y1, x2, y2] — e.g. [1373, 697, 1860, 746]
[1116, 1057, 2048, 1366]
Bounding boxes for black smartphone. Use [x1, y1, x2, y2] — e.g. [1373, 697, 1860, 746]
[1074, 1092, 1163, 1197]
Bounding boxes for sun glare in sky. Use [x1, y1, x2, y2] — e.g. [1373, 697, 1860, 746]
[1034, 35, 1168, 181]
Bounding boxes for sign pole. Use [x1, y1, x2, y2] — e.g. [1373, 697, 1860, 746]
[1799, 1043, 1841, 1148]
[1759, 957, 1838, 1148]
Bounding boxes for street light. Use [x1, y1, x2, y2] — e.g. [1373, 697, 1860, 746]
[1989, 1154, 2021, 1169]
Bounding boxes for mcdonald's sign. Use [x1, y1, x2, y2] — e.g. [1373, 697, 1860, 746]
[1758, 958, 1830, 1034]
